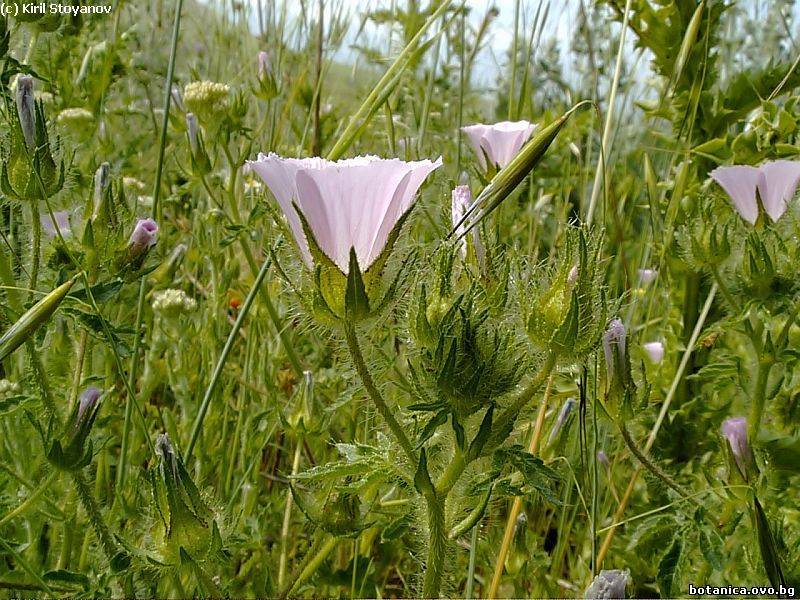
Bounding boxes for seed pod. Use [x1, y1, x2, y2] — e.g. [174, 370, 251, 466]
[0, 277, 76, 362]
[452, 101, 590, 239]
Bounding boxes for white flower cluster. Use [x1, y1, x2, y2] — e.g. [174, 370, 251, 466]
[184, 81, 230, 118]
[152, 289, 197, 318]
[57, 107, 94, 126]
[0, 379, 21, 399]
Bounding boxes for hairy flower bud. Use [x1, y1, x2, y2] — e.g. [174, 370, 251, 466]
[15, 75, 36, 151]
[257, 50, 270, 80]
[602, 318, 626, 380]
[721, 417, 757, 483]
[548, 397, 576, 444]
[151, 433, 221, 565]
[186, 112, 199, 154]
[48, 386, 103, 471]
[585, 569, 630, 599]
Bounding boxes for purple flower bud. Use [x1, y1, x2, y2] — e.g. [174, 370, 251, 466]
[602, 318, 626, 379]
[16, 75, 36, 151]
[76, 386, 102, 429]
[567, 265, 579, 287]
[186, 113, 199, 154]
[170, 84, 184, 112]
[257, 50, 270, 80]
[585, 569, 630, 599]
[722, 417, 754, 481]
[638, 268, 657, 285]
[548, 397, 576, 444]
[129, 218, 158, 253]
[597, 450, 610, 469]
[643, 341, 664, 364]
[94, 162, 110, 205]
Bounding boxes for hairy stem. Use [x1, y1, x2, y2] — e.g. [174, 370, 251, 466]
[73, 470, 118, 562]
[0, 470, 58, 527]
[343, 323, 417, 466]
[619, 423, 690, 500]
[748, 357, 773, 441]
[422, 495, 447, 599]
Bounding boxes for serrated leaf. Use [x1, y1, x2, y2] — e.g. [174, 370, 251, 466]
[657, 532, 683, 598]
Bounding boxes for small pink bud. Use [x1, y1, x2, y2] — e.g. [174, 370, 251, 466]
[642, 341, 664, 364]
[130, 218, 158, 252]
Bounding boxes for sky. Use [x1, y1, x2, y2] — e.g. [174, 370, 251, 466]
[225, 0, 583, 86]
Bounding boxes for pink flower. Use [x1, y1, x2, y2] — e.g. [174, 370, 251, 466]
[129, 218, 158, 252]
[642, 341, 664, 364]
[40, 210, 72, 239]
[451, 185, 485, 265]
[710, 160, 800, 224]
[247, 153, 442, 274]
[461, 120, 536, 169]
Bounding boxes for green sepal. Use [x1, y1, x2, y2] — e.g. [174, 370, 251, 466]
[467, 404, 494, 462]
[345, 247, 370, 322]
[414, 448, 435, 499]
[448, 484, 493, 539]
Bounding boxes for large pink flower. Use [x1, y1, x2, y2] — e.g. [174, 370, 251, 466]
[247, 153, 442, 273]
[461, 120, 536, 169]
[710, 160, 800, 224]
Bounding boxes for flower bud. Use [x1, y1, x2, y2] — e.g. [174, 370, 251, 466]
[637, 268, 657, 285]
[451, 185, 485, 267]
[0, 277, 76, 362]
[721, 416, 757, 483]
[93, 162, 110, 211]
[170, 84, 184, 112]
[597, 449, 610, 469]
[48, 386, 103, 471]
[602, 318, 635, 411]
[548, 397, 576, 444]
[585, 569, 630, 599]
[642, 341, 664, 364]
[186, 113, 199, 154]
[185, 113, 211, 175]
[602, 318, 626, 380]
[129, 218, 158, 253]
[15, 75, 36, 151]
[257, 50, 270, 80]
[151, 433, 219, 564]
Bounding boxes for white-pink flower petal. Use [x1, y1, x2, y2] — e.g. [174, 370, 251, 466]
[710, 165, 762, 224]
[461, 120, 536, 169]
[451, 185, 485, 265]
[757, 160, 800, 222]
[247, 153, 442, 273]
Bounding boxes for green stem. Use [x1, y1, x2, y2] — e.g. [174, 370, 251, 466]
[422, 495, 447, 599]
[488, 351, 557, 451]
[220, 143, 304, 378]
[0, 470, 58, 527]
[748, 357, 773, 441]
[73, 470, 118, 562]
[710, 265, 742, 313]
[28, 202, 40, 295]
[619, 424, 691, 500]
[465, 525, 478, 599]
[343, 323, 416, 466]
[185, 254, 271, 460]
[118, 0, 184, 494]
[280, 534, 338, 599]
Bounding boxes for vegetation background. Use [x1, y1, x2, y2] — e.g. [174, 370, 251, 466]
[1, 0, 800, 597]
